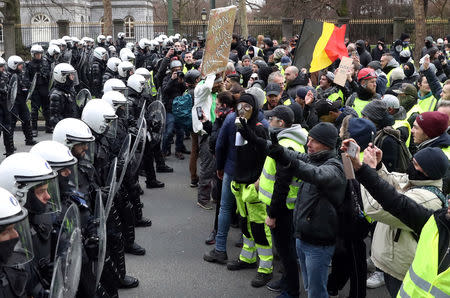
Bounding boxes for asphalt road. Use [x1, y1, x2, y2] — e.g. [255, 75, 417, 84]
[3, 131, 390, 298]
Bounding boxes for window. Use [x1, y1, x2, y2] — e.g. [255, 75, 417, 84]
[31, 14, 51, 44]
[125, 16, 134, 38]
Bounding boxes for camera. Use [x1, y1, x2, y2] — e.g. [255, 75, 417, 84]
[175, 50, 182, 56]
[196, 107, 203, 120]
[177, 71, 184, 79]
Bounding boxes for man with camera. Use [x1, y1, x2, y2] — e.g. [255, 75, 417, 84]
[158, 51, 190, 159]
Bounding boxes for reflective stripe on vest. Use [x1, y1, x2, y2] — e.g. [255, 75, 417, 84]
[442, 146, 450, 160]
[259, 137, 305, 209]
[149, 71, 157, 96]
[393, 119, 411, 147]
[417, 93, 437, 113]
[352, 98, 371, 117]
[396, 215, 450, 298]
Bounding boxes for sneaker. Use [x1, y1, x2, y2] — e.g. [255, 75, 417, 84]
[251, 272, 273, 288]
[190, 180, 199, 188]
[267, 279, 285, 293]
[366, 271, 385, 288]
[203, 249, 228, 264]
[197, 201, 213, 210]
[227, 259, 257, 271]
[328, 289, 339, 298]
[175, 152, 185, 160]
[205, 230, 216, 245]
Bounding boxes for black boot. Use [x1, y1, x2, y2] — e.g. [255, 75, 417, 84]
[119, 275, 139, 289]
[3, 130, 15, 156]
[31, 121, 38, 137]
[23, 122, 36, 145]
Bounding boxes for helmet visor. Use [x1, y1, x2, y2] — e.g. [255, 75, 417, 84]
[0, 210, 34, 267]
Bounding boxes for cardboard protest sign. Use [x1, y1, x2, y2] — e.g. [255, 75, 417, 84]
[201, 5, 237, 77]
[333, 56, 353, 87]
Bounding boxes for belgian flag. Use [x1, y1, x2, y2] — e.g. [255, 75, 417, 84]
[293, 19, 347, 73]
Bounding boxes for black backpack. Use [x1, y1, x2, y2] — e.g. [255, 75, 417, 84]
[374, 127, 412, 173]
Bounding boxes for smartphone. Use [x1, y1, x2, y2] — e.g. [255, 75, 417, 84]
[370, 131, 375, 148]
[347, 141, 358, 159]
[196, 106, 203, 120]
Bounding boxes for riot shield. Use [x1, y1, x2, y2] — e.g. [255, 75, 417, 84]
[127, 118, 146, 177]
[93, 190, 106, 289]
[26, 73, 37, 102]
[49, 258, 64, 298]
[104, 157, 117, 219]
[114, 134, 132, 198]
[146, 100, 166, 146]
[76, 88, 92, 109]
[53, 204, 82, 298]
[7, 77, 18, 111]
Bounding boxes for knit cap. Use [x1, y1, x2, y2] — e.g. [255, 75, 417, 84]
[414, 147, 449, 180]
[361, 100, 388, 124]
[416, 111, 449, 139]
[308, 122, 338, 149]
[348, 118, 377, 150]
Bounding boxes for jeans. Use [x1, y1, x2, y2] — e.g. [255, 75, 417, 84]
[215, 173, 235, 252]
[296, 239, 335, 298]
[272, 209, 299, 297]
[162, 112, 185, 153]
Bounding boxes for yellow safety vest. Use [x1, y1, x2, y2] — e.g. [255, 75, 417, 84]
[393, 119, 412, 147]
[258, 137, 305, 209]
[397, 215, 450, 298]
[149, 71, 157, 97]
[406, 94, 438, 120]
[275, 62, 285, 76]
[441, 146, 450, 160]
[386, 67, 402, 88]
[352, 98, 371, 117]
[316, 86, 344, 103]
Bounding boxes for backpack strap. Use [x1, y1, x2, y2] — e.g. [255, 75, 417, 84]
[411, 185, 448, 207]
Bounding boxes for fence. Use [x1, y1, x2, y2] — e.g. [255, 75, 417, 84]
[2, 17, 449, 52]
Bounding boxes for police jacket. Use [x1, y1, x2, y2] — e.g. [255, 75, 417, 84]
[25, 58, 50, 86]
[102, 68, 117, 85]
[9, 70, 28, 101]
[49, 82, 79, 126]
[90, 58, 106, 98]
[288, 149, 346, 246]
[135, 50, 147, 69]
[355, 163, 450, 276]
[0, 71, 9, 98]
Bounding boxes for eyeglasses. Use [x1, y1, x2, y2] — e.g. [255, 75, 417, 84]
[237, 103, 252, 111]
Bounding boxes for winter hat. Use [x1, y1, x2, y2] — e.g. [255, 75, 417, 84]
[237, 93, 256, 109]
[296, 86, 316, 99]
[274, 48, 285, 60]
[368, 61, 382, 71]
[382, 94, 400, 109]
[361, 100, 388, 124]
[242, 55, 251, 62]
[348, 118, 377, 151]
[414, 147, 449, 180]
[280, 56, 292, 66]
[288, 102, 306, 126]
[390, 68, 405, 81]
[253, 59, 268, 69]
[415, 111, 449, 139]
[265, 105, 294, 126]
[245, 87, 265, 109]
[308, 122, 339, 149]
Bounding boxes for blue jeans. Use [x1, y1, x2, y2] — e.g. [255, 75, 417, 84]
[215, 173, 235, 252]
[162, 112, 185, 153]
[296, 239, 335, 298]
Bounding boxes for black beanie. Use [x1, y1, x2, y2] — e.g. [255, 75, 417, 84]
[414, 147, 449, 180]
[238, 93, 256, 109]
[308, 122, 338, 150]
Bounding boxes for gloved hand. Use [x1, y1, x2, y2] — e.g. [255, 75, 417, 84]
[268, 143, 290, 167]
[84, 236, 99, 261]
[38, 258, 54, 287]
[237, 117, 259, 143]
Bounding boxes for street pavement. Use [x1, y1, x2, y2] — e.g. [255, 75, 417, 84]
[3, 131, 390, 298]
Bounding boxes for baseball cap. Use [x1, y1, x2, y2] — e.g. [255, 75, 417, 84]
[265, 105, 294, 126]
[280, 56, 292, 66]
[316, 99, 342, 118]
[266, 83, 282, 96]
[392, 83, 418, 99]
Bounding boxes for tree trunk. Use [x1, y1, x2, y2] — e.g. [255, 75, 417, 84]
[103, 0, 113, 36]
[0, 0, 25, 55]
[239, 0, 248, 38]
[413, 0, 426, 67]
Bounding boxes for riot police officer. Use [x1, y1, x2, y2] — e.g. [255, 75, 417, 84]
[49, 63, 80, 127]
[25, 44, 52, 136]
[7, 55, 36, 146]
[90, 47, 109, 98]
[103, 57, 121, 86]
[0, 57, 14, 156]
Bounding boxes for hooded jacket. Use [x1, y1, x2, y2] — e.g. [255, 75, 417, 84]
[286, 75, 308, 100]
[356, 40, 372, 67]
[356, 164, 450, 278]
[267, 125, 307, 218]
